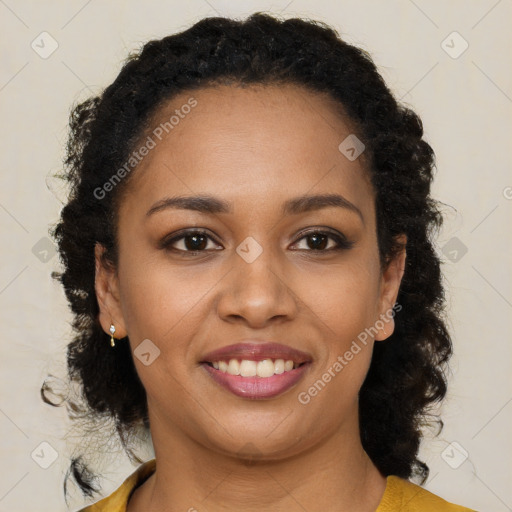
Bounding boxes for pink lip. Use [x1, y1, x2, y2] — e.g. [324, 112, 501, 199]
[200, 342, 312, 365]
[201, 362, 311, 399]
[199, 341, 313, 400]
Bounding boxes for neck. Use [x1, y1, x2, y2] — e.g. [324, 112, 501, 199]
[128, 409, 387, 512]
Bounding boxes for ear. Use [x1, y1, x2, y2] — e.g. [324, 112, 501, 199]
[374, 234, 406, 341]
[94, 243, 127, 340]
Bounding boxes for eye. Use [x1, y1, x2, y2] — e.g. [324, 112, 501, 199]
[291, 229, 354, 252]
[160, 228, 354, 255]
[160, 230, 222, 254]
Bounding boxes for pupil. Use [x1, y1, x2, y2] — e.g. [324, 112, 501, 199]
[308, 233, 327, 250]
[186, 234, 207, 251]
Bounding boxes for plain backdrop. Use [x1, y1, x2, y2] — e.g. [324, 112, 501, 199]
[0, 1, 511, 511]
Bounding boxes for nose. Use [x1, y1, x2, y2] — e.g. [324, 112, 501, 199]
[216, 246, 298, 329]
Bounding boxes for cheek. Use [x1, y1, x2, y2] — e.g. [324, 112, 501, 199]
[118, 252, 219, 344]
[295, 255, 380, 399]
[295, 263, 378, 420]
[302, 257, 381, 339]
[116, 257, 214, 409]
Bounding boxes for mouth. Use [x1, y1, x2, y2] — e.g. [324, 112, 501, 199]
[199, 341, 312, 399]
[203, 358, 307, 376]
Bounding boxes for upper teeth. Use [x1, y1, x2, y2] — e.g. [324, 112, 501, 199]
[211, 359, 298, 377]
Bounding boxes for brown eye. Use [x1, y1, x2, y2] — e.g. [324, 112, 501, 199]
[181, 233, 208, 251]
[292, 230, 354, 252]
[161, 230, 222, 253]
[303, 232, 330, 250]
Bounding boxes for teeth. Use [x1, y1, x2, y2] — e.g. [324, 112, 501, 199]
[256, 359, 274, 378]
[240, 360, 257, 377]
[210, 358, 301, 377]
[228, 359, 240, 375]
[274, 359, 284, 374]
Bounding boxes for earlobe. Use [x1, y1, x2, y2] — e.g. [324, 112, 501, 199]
[94, 243, 127, 339]
[375, 234, 407, 341]
[375, 318, 394, 342]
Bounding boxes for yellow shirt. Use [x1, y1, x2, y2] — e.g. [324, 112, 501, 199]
[76, 458, 477, 511]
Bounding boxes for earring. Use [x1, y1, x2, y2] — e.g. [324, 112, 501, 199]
[109, 324, 116, 347]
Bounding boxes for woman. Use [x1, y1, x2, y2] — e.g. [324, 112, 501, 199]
[45, 12, 476, 512]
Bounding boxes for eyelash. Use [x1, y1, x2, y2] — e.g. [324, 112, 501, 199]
[160, 228, 354, 255]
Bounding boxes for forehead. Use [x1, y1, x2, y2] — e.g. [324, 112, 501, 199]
[120, 83, 375, 221]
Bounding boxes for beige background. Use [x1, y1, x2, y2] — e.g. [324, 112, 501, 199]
[1, 1, 511, 510]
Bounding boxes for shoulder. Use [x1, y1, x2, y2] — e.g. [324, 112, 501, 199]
[74, 459, 156, 512]
[376, 475, 477, 512]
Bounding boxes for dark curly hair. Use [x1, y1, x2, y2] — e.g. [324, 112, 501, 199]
[44, 11, 452, 501]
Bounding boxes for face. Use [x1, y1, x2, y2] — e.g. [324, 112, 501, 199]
[95, 83, 405, 460]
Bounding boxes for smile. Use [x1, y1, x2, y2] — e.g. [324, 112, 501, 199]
[201, 359, 311, 399]
[208, 358, 303, 377]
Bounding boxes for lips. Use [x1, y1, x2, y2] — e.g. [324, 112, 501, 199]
[199, 341, 313, 399]
[200, 341, 313, 365]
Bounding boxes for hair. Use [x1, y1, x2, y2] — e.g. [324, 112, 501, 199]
[44, 11, 452, 500]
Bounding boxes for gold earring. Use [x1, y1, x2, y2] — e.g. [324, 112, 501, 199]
[109, 324, 116, 347]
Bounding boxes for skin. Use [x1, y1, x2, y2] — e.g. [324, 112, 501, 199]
[95, 83, 406, 512]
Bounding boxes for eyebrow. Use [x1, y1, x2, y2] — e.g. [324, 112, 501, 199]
[146, 193, 364, 223]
